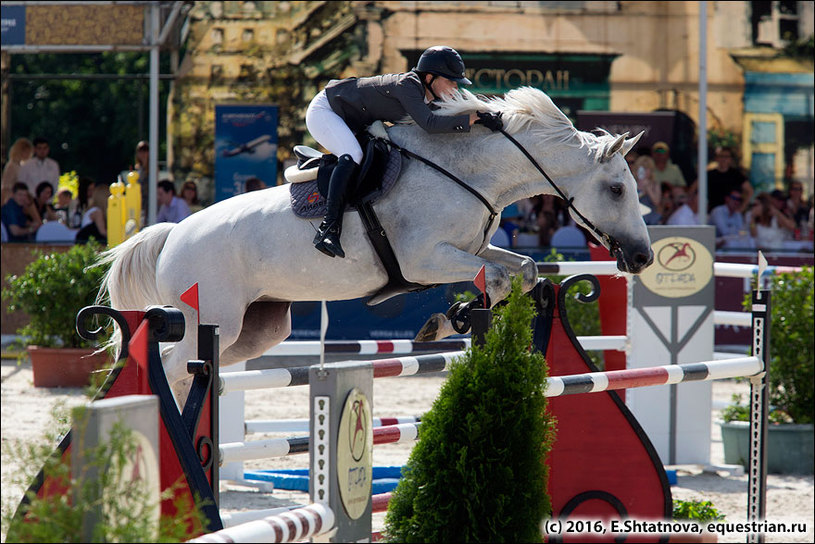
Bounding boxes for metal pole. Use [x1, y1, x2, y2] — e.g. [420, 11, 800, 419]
[747, 289, 770, 543]
[697, 1, 709, 223]
[148, 3, 159, 226]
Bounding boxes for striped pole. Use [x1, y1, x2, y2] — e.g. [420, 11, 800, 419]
[220, 423, 421, 465]
[220, 351, 464, 395]
[546, 356, 762, 397]
[245, 416, 421, 434]
[538, 260, 802, 279]
[188, 502, 334, 543]
[263, 338, 470, 357]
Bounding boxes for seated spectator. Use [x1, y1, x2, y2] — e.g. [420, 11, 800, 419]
[75, 184, 110, 245]
[657, 182, 677, 224]
[70, 176, 96, 228]
[181, 180, 203, 214]
[709, 190, 750, 248]
[631, 155, 661, 225]
[53, 188, 74, 224]
[702, 146, 752, 213]
[747, 192, 796, 250]
[650, 141, 686, 189]
[244, 177, 267, 192]
[1, 182, 40, 241]
[666, 188, 700, 226]
[34, 181, 60, 222]
[1, 137, 33, 206]
[535, 194, 563, 247]
[784, 181, 810, 238]
[156, 179, 191, 223]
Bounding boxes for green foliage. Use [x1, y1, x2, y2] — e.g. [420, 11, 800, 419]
[739, 267, 814, 424]
[779, 34, 814, 60]
[383, 277, 553, 542]
[540, 249, 604, 368]
[9, 52, 171, 185]
[2, 242, 111, 349]
[672, 499, 725, 523]
[2, 407, 206, 543]
[721, 394, 793, 424]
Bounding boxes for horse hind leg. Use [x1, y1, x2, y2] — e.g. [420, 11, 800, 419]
[220, 300, 293, 365]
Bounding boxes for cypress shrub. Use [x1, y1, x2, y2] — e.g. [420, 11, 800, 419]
[383, 277, 553, 542]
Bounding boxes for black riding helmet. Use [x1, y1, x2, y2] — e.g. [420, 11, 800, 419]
[414, 46, 472, 85]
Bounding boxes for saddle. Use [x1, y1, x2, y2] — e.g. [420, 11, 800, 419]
[285, 124, 432, 305]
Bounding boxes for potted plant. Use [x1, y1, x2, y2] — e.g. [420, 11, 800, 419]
[2, 241, 112, 388]
[719, 266, 814, 474]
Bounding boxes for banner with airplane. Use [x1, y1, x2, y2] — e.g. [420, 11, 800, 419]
[214, 104, 279, 202]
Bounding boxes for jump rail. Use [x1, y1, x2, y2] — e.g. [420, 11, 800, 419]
[187, 502, 334, 543]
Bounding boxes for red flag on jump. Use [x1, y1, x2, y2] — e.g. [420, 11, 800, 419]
[473, 265, 487, 299]
[180, 283, 200, 324]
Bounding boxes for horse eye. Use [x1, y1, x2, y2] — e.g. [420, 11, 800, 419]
[610, 184, 623, 196]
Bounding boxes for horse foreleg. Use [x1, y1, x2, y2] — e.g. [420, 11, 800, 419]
[410, 244, 512, 342]
[478, 245, 538, 292]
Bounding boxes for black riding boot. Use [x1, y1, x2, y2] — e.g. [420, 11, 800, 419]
[314, 154, 356, 258]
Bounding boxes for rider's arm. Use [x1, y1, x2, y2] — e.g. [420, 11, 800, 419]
[397, 78, 471, 134]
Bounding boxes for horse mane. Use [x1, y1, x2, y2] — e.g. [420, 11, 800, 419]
[427, 87, 594, 148]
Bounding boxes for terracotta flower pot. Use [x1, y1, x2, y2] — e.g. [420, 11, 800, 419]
[28, 346, 111, 388]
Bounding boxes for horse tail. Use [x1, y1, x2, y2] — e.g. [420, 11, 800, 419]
[95, 223, 176, 360]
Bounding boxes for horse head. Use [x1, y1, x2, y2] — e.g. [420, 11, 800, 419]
[569, 129, 654, 274]
[437, 87, 654, 274]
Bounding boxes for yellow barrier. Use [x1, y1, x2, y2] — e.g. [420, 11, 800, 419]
[106, 171, 142, 248]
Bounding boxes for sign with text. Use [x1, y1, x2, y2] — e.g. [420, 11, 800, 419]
[214, 104, 279, 202]
[1, 5, 25, 45]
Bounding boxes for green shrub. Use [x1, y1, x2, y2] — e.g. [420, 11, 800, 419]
[672, 498, 725, 523]
[3, 242, 110, 349]
[738, 267, 814, 424]
[383, 277, 554, 542]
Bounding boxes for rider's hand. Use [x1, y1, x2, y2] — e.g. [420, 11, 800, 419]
[475, 111, 504, 132]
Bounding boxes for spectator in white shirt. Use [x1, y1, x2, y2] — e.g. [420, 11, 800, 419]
[156, 179, 191, 223]
[17, 137, 60, 194]
[666, 188, 700, 226]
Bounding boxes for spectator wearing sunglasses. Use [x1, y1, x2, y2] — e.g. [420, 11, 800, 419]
[709, 189, 750, 248]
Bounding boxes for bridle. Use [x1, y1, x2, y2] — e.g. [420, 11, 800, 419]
[494, 127, 624, 260]
[380, 128, 624, 260]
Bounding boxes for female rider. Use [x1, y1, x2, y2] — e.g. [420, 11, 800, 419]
[305, 45, 502, 258]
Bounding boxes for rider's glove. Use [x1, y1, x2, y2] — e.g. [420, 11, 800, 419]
[475, 111, 504, 132]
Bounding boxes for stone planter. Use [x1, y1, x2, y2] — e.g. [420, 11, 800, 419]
[719, 420, 814, 475]
[28, 346, 111, 388]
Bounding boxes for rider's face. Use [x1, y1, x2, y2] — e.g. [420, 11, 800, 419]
[428, 76, 459, 100]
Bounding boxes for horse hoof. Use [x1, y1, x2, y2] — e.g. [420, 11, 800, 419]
[415, 313, 444, 342]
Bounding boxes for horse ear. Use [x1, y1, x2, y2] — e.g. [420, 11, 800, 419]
[621, 131, 644, 157]
[601, 132, 629, 162]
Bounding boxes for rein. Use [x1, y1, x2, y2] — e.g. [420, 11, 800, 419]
[382, 139, 499, 247]
[495, 128, 621, 259]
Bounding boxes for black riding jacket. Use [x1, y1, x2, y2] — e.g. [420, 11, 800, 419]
[324, 71, 471, 136]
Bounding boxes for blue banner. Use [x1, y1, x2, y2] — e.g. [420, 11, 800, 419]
[1, 6, 26, 46]
[214, 104, 278, 202]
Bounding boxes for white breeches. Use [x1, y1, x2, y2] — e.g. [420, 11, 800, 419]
[305, 90, 363, 165]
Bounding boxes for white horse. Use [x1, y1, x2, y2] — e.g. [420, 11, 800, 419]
[99, 87, 652, 402]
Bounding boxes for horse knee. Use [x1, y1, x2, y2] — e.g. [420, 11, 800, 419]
[487, 266, 511, 306]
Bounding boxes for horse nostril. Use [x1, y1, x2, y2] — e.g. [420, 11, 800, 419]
[634, 251, 652, 267]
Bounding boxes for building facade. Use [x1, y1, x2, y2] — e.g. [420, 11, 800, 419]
[170, 1, 813, 199]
